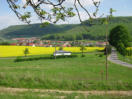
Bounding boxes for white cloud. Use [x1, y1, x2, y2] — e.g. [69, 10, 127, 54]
[63, 0, 102, 7]
[22, 0, 102, 8]
[22, 0, 38, 4]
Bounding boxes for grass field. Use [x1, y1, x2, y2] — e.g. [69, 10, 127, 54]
[118, 53, 132, 64]
[0, 52, 132, 90]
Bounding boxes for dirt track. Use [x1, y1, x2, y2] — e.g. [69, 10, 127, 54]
[0, 87, 132, 96]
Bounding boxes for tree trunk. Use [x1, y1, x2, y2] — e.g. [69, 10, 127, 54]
[55, 42, 56, 59]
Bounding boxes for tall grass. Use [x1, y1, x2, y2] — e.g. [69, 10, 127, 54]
[0, 53, 132, 90]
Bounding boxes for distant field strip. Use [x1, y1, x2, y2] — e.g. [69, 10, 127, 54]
[0, 46, 104, 57]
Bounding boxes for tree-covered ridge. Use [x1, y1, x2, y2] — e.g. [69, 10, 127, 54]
[0, 16, 132, 41]
[42, 16, 132, 41]
[0, 24, 78, 39]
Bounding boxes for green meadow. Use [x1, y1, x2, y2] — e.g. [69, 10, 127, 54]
[0, 52, 132, 90]
[118, 53, 132, 64]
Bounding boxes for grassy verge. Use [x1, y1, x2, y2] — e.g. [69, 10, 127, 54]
[0, 91, 132, 99]
[1, 94, 132, 99]
[117, 53, 132, 64]
[0, 52, 132, 90]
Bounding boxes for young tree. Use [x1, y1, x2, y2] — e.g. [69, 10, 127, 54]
[102, 8, 116, 81]
[59, 46, 63, 50]
[24, 48, 30, 57]
[80, 45, 86, 57]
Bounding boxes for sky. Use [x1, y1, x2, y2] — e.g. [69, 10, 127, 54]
[0, 0, 132, 30]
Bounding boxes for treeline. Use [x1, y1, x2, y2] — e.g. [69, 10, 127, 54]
[0, 41, 10, 45]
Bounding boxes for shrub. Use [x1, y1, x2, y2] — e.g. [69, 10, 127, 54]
[81, 54, 85, 57]
[126, 48, 132, 56]
[116, 42, 127, 56]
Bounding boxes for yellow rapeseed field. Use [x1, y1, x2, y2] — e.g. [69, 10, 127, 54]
[0, 46, 104, 57]
[127, 47, 132, 50]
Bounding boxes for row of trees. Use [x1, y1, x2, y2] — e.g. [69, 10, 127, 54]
[42, 33, 105, 41]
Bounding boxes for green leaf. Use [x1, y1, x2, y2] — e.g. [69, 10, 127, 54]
[40, 10, 47, 15]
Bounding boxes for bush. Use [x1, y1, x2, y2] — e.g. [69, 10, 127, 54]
[99, 53, 104, 57]
[116, 42, 127, 56]
[0, 42, 10, 45]
[15, 56, 23, 62]
[126, 49, 132, 56]
[81, 54, 85, 57]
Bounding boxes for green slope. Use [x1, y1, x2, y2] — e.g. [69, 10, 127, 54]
[0, 24, 78, 39]
[0, 16, 132, 41]
[42, 16, 132, 41]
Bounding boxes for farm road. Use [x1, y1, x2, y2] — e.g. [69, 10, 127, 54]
[108, 48, 132, 68]
[0, 87, 132, 96]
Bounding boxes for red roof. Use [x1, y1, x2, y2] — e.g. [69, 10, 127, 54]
[10, 43, 17, 45]
[28, 43, 34, 46]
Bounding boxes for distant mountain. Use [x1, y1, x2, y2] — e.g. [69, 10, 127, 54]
[0, 16, 132, 41]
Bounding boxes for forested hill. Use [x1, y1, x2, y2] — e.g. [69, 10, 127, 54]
[0, 24, 78, 39]
[0, 16, 132, 41]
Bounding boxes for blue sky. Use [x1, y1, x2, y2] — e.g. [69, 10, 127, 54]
[0, 0, 132, 30]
